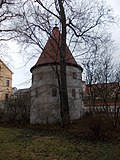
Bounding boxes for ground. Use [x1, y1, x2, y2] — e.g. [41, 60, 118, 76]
[0, 125, 120, 160]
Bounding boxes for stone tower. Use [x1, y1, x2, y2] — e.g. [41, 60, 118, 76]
[30, 27, 83, 124]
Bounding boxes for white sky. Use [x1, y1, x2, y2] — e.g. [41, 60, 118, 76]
[106, 0, 120, 41]
[4, 0, 120, 89]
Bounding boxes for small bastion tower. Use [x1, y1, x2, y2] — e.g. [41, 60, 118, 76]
[30, 26, 83, 124]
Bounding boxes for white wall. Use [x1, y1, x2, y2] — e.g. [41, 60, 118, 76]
[30, 64, 83, 124]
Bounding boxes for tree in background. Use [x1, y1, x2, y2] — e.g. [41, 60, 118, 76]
[83, 35, 120, 129]
[0, 0, 18, 39]
[4, 90, 30, 124]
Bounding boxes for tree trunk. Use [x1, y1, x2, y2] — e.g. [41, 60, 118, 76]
[58, 0, 70, 127]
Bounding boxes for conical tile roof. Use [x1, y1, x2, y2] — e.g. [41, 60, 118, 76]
[31, 27, 82, 71]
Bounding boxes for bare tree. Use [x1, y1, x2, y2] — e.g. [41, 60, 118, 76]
[83, 34, 114, 106]
[1, 0, 116, 127]
[0, 0, 16, 35]
[83, 36, 120, 128]
[112, 63, 120, 127]
[0, 0, 13, 8]
[4, 90, 30, 124]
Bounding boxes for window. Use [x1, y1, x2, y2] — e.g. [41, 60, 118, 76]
[6, 80, 10, 87]
[5, 93, 9, 101]
[72, 89, 76, 98]
[73, 72, 77, 79]
[52, 88, 57, 97]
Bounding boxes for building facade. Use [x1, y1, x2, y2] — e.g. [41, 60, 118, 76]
[83, 82, 120, 113]
[30, 27, 83, 124]
[0, 59, 13, 101]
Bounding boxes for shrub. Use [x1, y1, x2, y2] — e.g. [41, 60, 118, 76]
[3, 95, 30, 125]
[83, 111, 117, 140]
[0, 109, 4, 122]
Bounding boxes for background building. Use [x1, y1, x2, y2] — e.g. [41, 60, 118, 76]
[0, 59, 13, 101]
[83, 82, 120, 113]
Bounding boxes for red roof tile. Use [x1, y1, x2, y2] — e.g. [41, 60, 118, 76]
[31, 27, 82, 71]
[83, 82, 120, 107]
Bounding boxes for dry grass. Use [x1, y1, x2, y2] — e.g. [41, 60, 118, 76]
[0, 124, 120, 160]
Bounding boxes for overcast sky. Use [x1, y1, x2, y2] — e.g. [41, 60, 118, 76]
[106, 0, 120, 46]
[5, 0, 120, 89]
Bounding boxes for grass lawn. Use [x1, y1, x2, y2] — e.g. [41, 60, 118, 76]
[0, 126, 120, 160]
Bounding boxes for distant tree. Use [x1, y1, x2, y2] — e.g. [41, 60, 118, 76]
[4, 92, 30, 125]
[112, 63, 120, 127]
[83, 37, 120, 128]
[83, 36, 113, 110]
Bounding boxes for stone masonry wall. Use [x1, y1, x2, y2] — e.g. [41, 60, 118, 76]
[30, 65, 83, 124]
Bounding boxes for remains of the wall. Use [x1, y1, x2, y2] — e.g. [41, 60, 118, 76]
[30, 64, 83, 124]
